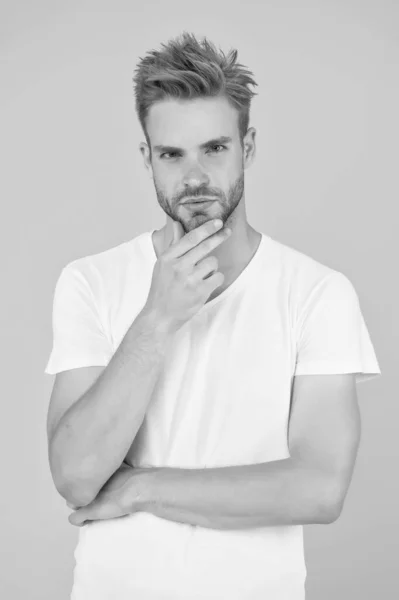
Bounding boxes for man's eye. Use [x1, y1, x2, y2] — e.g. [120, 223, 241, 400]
[160, 145, 226, 160]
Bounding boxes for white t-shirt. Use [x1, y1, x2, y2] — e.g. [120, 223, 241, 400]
[45, 229, 381, 600]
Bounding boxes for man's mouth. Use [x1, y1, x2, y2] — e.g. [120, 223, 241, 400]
[183, 197, 217, 204]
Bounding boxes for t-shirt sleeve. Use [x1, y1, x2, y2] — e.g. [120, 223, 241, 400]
[294, 271, 381, 384]
[44, 265, 113, 375]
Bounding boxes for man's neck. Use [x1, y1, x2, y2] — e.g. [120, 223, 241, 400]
[153, 222, 260, 273]
[151, 224, 262, 304]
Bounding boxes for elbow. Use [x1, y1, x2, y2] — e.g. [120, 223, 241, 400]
[57, 474, 96, 508]
[321, 502, 341, 524]
[320, 484, 345, 524]
[49, 442, 99, 507]
[59, 460, 102, 507]
[59, 485, 93, 509]
[49, 458, 96, 508]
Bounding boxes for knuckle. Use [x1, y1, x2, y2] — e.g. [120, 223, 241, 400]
[173, 260, 184, 275]
[187, 273, 197, 287]
[207, 256, 218, 270]
[188, 230, 199, 245]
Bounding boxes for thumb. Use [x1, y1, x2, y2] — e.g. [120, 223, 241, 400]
[170, 220, 185, 248]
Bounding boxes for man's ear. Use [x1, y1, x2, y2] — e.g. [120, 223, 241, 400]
[139, 142, 154, 179]
[243, 127, 256, 168]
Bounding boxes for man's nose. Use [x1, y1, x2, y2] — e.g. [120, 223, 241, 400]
[182, 164, 210, 188]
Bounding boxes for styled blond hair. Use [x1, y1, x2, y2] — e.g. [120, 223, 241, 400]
[133, 32, 258, 158]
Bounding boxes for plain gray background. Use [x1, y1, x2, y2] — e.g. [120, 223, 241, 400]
[1, 1, 396, 598]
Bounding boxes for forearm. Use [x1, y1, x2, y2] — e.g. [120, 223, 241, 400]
[50, 308, 174, 506]
[137, 458, 336, 529]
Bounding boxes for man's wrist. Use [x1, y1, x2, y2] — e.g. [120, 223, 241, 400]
[128, 467, 160, 513]
[139, 304, 183, 338]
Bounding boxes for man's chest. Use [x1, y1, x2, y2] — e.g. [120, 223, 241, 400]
[130, 305, 296, 467]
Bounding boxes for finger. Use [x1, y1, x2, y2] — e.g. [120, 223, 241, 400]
[178, 227, 230, 272]
[69, 500, 120, 526]
[69, 509, 86, 526]
[167, 219, 223, 259]
[171, 220, 185, 247]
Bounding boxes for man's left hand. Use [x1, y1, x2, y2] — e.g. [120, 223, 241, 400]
[67, 463, 155, 527]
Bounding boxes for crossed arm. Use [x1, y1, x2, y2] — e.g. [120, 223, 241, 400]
[68, 374, 361, 529]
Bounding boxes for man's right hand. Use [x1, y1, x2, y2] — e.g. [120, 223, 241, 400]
[144, 219, 231, 332]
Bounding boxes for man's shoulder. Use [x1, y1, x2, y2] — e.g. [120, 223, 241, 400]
[265, 234, 346, 299]
[61, 231, 149, 292]
[268, 235, 335, 275]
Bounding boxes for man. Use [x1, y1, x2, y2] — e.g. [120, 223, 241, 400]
[45, 32, 381, 600]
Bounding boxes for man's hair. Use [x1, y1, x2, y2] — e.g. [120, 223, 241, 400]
[132, 32, 259, 159]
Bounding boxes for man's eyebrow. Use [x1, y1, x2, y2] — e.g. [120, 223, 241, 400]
[153, 136, 233, 153]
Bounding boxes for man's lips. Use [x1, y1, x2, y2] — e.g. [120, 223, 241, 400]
[182, 197, 218, 204]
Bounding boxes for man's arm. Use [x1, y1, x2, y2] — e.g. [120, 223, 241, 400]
[69, 374, 360, 528]
[50, 308, 174, 507]
[136, 458, 336, 529]
[124, 374, 360, 529]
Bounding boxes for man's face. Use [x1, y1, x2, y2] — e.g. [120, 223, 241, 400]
[141, 96, 248, 234]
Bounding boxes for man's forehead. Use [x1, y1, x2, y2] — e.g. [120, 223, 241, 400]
[149, 106, 237, 148]
[148, 96, 236, 128]
[146, 97, 239, 152]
